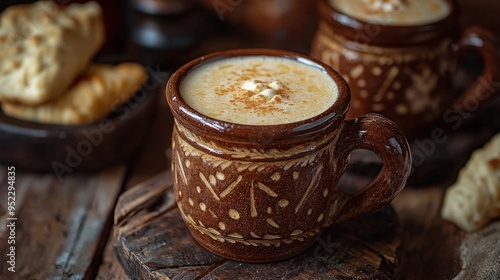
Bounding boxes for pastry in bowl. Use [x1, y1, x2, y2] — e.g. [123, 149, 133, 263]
[0, 1, 104, 105]
[1, 63, 148, 125]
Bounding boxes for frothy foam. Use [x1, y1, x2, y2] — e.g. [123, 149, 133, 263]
[180, 56, 338, 126]
[330, 0, 451, 26]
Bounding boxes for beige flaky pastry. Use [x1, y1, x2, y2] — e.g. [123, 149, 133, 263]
[0, 1, 104, 105]
[441, 133, 500, 232]
[1, 63, 147, 125]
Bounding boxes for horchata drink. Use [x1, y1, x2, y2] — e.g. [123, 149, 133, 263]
[329, 0, 451, 26]
[180, 56, 339, 126]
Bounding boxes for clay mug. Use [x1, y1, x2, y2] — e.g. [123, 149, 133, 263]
[166, 49, 411, 262]
[311, 0, 500, 138]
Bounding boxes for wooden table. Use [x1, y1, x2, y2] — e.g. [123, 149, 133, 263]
[0, 95, 174, 279]
[1, 1, 499, 279]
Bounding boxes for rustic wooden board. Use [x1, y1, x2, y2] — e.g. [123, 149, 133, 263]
[392, 187, 463, 280]
[113, 170, 400, 280]
[0, 165, 126, 279]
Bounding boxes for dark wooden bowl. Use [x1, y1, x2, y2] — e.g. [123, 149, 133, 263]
[0, 87, 159, 173]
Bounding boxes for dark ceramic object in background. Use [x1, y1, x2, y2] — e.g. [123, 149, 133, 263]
[126, 0, 217, 71]
[0, 83, 159, 173]
[200, 0, 318, 53]
[311, 0, 500, 138]
[458, 0, 500, 36]
[166, 49, 411, 262]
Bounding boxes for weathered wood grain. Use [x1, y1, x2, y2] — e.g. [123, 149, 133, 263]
[392, 187, 463, 280]
[97, 83, 173, 280]
[96, 231, 130, 280]
[114, 170, 400, 280]
[0, 166, 126, 279]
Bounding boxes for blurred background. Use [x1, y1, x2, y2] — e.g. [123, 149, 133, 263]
[0, 0, 317, 71]
[1, 0, 498, 72]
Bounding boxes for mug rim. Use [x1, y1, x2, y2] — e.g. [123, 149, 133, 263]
[166, 48, 350, 142]
[318, 0, 460, 45]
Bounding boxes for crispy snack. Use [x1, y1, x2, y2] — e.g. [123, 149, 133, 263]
[1, 63, 147, 125]
[0, 1, 104, 105]
[441, 133, 500, 232]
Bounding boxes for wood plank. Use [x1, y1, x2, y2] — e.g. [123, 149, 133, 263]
[392, 187, 463, 280]
[96, 171, 172, 280]
[96, 236, 130, 280]
[0, 165, 126, 279]
[96, 76, 173, 280]
[113, 171, 400, 280]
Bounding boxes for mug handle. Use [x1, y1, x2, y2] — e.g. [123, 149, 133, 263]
[451, 26, 500, 107]
[333, 113, 411, 224]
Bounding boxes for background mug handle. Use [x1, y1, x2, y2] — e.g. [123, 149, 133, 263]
[332, 113, 412, 224]
[451, 26, 500, 109]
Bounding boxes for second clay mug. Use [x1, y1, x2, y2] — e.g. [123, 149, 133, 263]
[311, 0, 500, 137]
[166, 49, 411, 262]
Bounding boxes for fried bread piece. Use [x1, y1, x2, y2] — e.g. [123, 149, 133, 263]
[441, 133, 500, 232]
[0, 1, 105, 105]
[1, 63, 147, 125]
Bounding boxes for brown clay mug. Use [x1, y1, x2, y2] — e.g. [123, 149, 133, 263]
[311, 0, 500, 138]
[166, 49, 411, 262]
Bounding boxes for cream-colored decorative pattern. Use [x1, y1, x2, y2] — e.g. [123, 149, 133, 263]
[295, 165, 323, 213]
[175, 125, 342, 178]
[172, 121, 344, 248]
[175, 120, 340, 161]
[312, 22, 452, 117]
[179, 203, 322, 246]
[278, 199, 289, 208]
